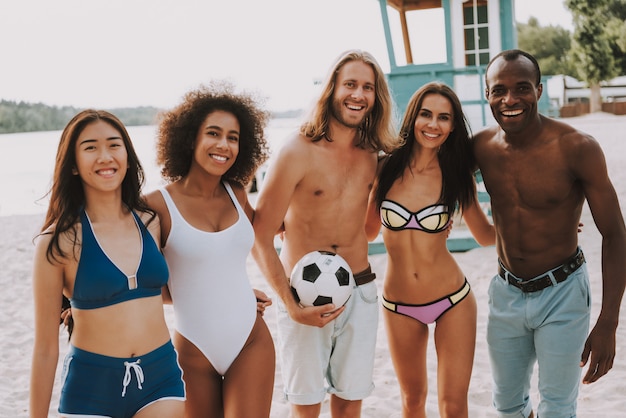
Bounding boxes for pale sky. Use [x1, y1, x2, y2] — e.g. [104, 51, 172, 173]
[0, 0, 573, 112]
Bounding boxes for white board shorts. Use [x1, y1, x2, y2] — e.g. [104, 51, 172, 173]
[276, 280, 379, 405]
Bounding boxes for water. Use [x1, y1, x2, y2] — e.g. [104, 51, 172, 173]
[0, 118, 299, 217]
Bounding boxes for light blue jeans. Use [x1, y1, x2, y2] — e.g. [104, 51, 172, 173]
[487, 262, 591, 418]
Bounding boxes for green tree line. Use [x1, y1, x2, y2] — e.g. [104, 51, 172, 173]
[518, 5, 626, 79]
[0, 100, 303, 134]
[0, 101, 162, 134]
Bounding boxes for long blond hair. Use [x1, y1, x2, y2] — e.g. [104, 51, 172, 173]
[300, 49, 399, 153]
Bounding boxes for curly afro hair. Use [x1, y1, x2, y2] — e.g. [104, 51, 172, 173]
[156, 80, 270, 187]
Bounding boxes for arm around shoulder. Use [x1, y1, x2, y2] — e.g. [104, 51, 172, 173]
[365, 192, 382, 241]
[365, 154, 388, 241]
[144, 190, 170, 249]
[462, 194, 495, 247]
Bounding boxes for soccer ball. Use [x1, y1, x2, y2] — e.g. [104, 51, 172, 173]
[289, 250, 355, 308]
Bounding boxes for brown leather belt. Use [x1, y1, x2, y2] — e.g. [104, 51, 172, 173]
[354, 265, 376, 286]
[498, 248, 585, 293]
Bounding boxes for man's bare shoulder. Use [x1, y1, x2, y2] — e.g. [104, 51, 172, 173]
[473, 125, 500, 144]
[272, 131, 347, 175]
[260, 131, 314, 195]
[544, 116, 577, 136]
[276, 131, 316, 156]
[267, 132, 312, 173]
[547, 117, 600, 152]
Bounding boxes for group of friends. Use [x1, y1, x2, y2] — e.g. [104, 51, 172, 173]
[29, 48, 626, 418]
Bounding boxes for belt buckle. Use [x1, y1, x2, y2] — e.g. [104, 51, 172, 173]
[507, 272, 550, 293]
[501, 266, 549, 292]
[520, 277, 547, 293]
[502, 270, 519, 289]
[505, 273, 528, 292]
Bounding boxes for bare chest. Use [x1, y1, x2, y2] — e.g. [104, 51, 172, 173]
[479, 146, 579, 209]
[297, 148, 376, 202]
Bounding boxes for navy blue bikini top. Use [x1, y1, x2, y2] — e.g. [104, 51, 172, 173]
[380, 199, 451, 233]
[71, 210, 169, 310]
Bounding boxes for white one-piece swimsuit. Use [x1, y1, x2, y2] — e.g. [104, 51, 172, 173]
[159, 182, 256, 375]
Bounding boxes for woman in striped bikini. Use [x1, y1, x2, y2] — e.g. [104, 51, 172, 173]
[365, 82, 495, 418]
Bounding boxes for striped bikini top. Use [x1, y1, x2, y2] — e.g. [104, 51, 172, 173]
[380, 199, 451, 233]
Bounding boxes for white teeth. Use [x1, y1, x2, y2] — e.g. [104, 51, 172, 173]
[347, 105, 364, 110]
[502, 109, 523, 117]
[211, 154, 227, 162]
[423, 132, 439, 138]
[98, 169, 115, 175]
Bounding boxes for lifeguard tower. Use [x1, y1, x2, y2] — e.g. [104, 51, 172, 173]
[375, 0, 521, 129]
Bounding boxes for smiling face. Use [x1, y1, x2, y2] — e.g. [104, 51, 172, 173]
[330, 60, 376, 129]
[74, 120, 128, 195]
[486, 55, 543, 134]
[413, 93, 454, 151]
[192, 110, 240, 177]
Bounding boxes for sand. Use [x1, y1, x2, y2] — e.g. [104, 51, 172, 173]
[2, 112, 626, 417]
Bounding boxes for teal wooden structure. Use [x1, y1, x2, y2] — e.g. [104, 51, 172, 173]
[376, 0, 517, 129]
[375, 0, 553, 128]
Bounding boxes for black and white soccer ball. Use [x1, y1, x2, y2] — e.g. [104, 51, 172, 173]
[289, 250, 354, 308]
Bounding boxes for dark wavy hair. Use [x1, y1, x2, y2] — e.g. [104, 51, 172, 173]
[300, 49, 399, 153]
[374, 82, 476, 214]
[40, 109, 153, 263]
[156, 81, 270, 187]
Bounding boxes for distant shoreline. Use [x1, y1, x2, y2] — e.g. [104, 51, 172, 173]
[0, 99, 303, 135]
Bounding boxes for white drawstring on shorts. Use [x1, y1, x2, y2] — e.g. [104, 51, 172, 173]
[121, 359, 144, 397]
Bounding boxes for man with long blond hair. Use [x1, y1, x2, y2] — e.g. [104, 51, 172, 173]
[252, 49, 399, 418]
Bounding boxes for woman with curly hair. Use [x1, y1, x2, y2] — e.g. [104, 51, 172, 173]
[30, 109, 185, 418]
[145, 81, 275, 418]
[365, 82, 494, 418]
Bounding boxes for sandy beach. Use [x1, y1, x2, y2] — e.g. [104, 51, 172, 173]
[2, 112, 626, 417]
